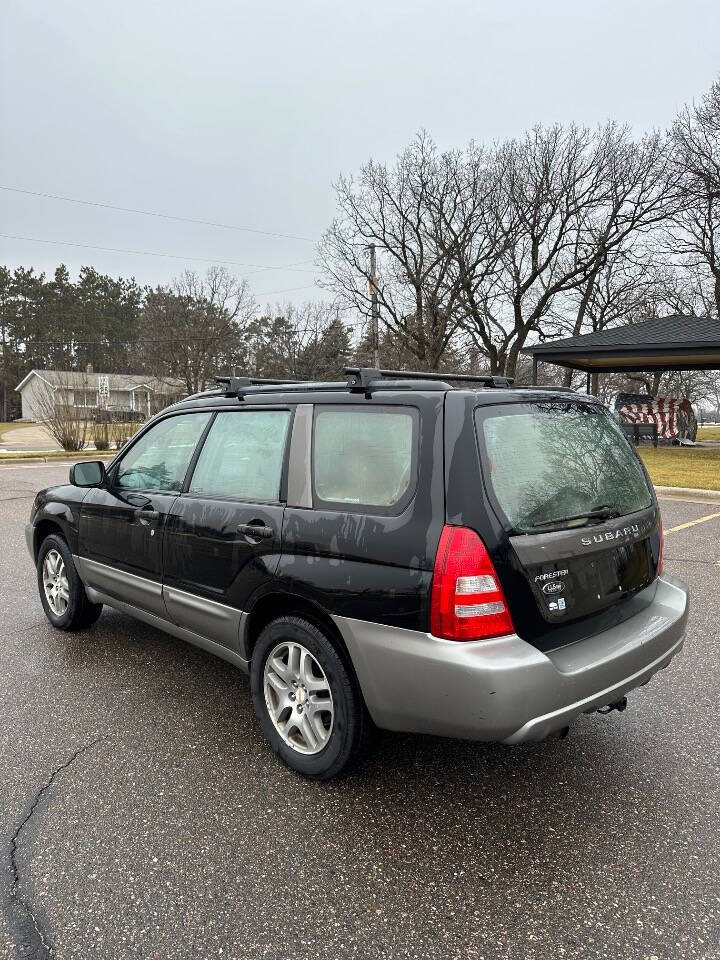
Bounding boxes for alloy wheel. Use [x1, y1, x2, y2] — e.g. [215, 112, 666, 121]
[263, 641, 334, 755]
[42, 549, 70, 617]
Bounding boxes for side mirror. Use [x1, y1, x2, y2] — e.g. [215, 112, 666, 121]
[69, 460, 107, 488]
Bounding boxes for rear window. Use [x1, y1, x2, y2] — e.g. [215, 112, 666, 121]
[476, 401, 653, 532]
[313, 406, 416, 509]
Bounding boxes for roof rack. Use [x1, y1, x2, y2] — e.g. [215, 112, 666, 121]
[206, 368, 578, 402]
[214, 375, 304, 397]
[344, 367, 514, 392]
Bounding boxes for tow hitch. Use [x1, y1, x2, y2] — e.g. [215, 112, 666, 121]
[597, 696, 628, 715]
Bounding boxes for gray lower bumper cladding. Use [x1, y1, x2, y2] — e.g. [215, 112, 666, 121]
[333, 574, 688, 743]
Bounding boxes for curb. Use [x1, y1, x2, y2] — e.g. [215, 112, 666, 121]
[655, 484, 720, 503]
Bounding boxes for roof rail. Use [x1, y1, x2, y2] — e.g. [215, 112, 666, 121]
[343, 367, 514, 392]
[516, 384, 577, 393]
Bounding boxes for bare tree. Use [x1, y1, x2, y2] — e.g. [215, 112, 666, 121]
[142, 267, 255, 394]
[319, 133, 509, 370]
[700, 370, 720, 421]
[599, 257, 720, 397]
[669, 77, 720, 316]
[322, 125, 672, 377]
[246, 302, 351, 380]
[550, 250, 673, 391]
[466, 124, 674, 376]
[33, 374, 90, 452]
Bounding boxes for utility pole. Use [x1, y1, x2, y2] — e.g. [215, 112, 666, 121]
[368, 244, 379, 367]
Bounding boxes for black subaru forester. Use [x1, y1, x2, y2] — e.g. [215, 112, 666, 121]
[27, 368, 689, 779]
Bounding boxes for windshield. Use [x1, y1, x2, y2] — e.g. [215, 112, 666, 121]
[476, 401, 653, 533]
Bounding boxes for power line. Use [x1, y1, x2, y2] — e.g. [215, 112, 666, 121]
[17, 324, 365, 347]
[0, 185, 316, 243]
[17, 315, 366, 346]
[254, 284, 319, 297]
[0, 233, 317, 274]
[22, 342, 253, 347]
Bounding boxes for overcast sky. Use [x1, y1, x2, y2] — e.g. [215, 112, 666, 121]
[1, 0, 718, 308]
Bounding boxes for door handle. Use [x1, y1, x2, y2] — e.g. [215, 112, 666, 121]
[237, 522, 274, 540]
[135, 507, 160, 523]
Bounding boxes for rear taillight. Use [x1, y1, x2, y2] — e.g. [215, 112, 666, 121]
[658, 513, 664, 575]
[430, 525, 515, 641]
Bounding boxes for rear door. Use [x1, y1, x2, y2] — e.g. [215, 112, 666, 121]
[161, 407, 292, 647]
[471, 397, 661, 648]
[279, 398, 444, 632]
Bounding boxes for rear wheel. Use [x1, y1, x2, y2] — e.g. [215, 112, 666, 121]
[250, 616, 370, 780]
[37, 534, 103, 631]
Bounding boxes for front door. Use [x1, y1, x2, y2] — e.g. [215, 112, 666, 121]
[162, 408, 291, 647]
[78, 411, 211, 616]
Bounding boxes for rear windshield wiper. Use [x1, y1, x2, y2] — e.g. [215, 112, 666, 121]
[523, 504, 620, 532]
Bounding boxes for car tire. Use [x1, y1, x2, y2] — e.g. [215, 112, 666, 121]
[250, 616, 371, 780]
[37, 534, 103, 631]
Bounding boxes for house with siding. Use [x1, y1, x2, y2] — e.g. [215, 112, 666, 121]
[15, 369, 186, 421]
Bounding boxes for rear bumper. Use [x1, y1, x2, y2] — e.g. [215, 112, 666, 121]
[333, 574, 688, 743]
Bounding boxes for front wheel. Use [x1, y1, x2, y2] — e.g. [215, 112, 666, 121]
[37, 534, 103, 631]
[250, 616, 370, 780]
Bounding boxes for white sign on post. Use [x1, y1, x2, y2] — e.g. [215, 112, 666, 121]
[98, 374, 110, 409]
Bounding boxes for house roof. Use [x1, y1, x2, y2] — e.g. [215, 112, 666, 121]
[15, 369, 186, 393]
[521, 315, 720, 373]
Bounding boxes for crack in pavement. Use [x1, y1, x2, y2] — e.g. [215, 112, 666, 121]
[6, 737, 102, 958]
[4, 622, 59, 640]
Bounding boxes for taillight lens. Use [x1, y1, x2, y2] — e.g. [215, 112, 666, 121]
[658, 513, 664, 575]
[430, 525, 515, 641]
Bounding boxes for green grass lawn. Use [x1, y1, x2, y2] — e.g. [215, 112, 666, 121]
[638, 446, 720, 490]
[0, 449, 116, 461]
[697, 425, 720, 442]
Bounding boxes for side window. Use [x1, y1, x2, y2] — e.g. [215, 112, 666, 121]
[188, 410, 291, 501]
[115, 413, 210, 492]
[313, 406, 416, 509]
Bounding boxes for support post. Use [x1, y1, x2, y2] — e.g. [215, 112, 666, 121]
[368, 244, 379, 368]
[532, 356, 538, 385]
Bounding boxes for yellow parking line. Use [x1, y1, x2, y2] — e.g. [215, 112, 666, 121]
[665, 511, 720, 534]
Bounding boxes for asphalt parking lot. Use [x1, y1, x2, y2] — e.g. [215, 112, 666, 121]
[1, 462, 718, 960]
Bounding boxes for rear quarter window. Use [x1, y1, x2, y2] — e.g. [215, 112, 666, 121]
[313, 406, 417, 511]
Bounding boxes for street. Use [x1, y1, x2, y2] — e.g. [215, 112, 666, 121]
[1, 461, 718, 960]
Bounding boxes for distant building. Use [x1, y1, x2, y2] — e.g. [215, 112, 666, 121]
[15, 369, 186, 421]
